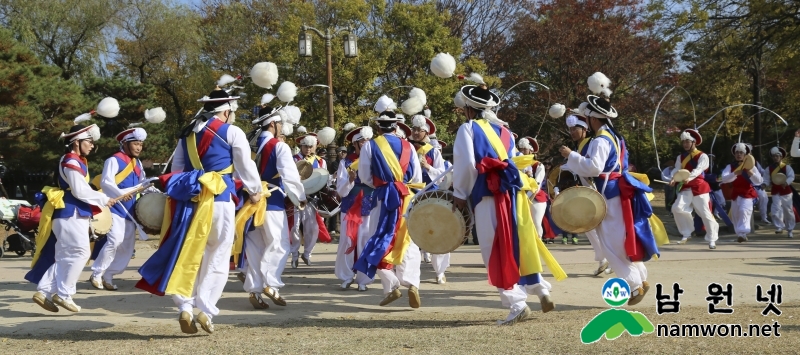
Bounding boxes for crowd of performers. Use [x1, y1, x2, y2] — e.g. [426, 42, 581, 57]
[24, 69, 679, 332]
[660, 130, 800, 246]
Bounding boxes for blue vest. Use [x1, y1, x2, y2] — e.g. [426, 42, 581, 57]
[590, 132, 623, 199]
[109, 153, 143, 219]
[340, 156, 373, 215]
[180, 118, 235, 202]
[256, 136, 285, 211]
[53, 155, 93, 219]
[468, 121, 521, 207]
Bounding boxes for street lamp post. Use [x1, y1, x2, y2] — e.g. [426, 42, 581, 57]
[298, 24, 358, 165]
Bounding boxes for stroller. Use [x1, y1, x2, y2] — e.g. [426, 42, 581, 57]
[0, 199, 39, 258]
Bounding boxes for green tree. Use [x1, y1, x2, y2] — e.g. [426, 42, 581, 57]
[0, 27, 89, 170]
[0, 0, 123, 80]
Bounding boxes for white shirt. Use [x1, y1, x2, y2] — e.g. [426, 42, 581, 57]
[256, 131, 306, 202]
[170, 116, 262, 194]
[420, 144, 445, 184]
[791, 137, 800, 158]
[720, 163, 764, 185]
[764, 164, 795, 187]
[60, 155, 110, 208]
[565, 125, 614, 179]
[100, 155, 147, 199]
[452, 121, 519, 200]
[670, 152, 709, 183]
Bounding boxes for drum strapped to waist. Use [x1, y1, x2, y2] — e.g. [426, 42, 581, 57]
[742, 154, 756, 170]
[303, 168, 329, 195]
[406, 189, 474, 254]
[134, 193, 168, 235]
[315, 186, 342, 218]
[551, 186, 607, 234]
[91, 206, 113, 237]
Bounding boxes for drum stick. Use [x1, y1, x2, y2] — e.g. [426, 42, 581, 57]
[115, 201, 149, 241]
[653, 179, 672, 185]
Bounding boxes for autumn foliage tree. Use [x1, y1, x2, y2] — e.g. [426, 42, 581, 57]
[497, 0, 675, 169]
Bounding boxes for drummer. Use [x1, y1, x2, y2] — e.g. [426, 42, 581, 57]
[354, 110, 424, 308]
[561, 111, 610, 275]
[243, 106, 307, 309]
[334, 126, 374, 291]
[721, 143, 763, 243]
[90, 128, 150, 291]
[291, 133, 329, 268]
[559, 80, 658, 306]
[27, 123, 116, 313]
[765, 146, 795, 238]
[407, 109, 450, 284]
[668, 129, 719, 249]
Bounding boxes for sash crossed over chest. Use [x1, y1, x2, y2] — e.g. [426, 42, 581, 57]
[585, 129, 661, 262]
[109, 152, 144, 219]
[470, 119, 565, 290]
[354, 135, 423, 278]
[679, 150, 711, 195]
[728, 162, 758, 199]
[137, 117, 237, 297]
[770, 163, 791, 196]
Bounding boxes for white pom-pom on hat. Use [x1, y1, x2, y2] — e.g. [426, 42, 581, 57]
[282, 105, 301, 125]
[518, 138, 533, 150]
[73, 112, 92, 124]
[261, 93, 275, 105]
[408, 87, 427, 106]
[250, 62, 279, 89]
[96, 97, 120, 118]
[770, 147, 780, 156]
[374, 95, 397, 113]
[549, 103, 566, 118]
[587, 72, 612, 97]
[277, 81, 298, 103]
[300, 135, 317, 147]
[296, 126, 307, 134]
[343, 122, 357, 132]
[430, 53, 457, 78]
[465, 73, 485, 85]
[317, 127, 336, 146]
[454, 91, 466, 108]
[281, 123, 294, 136]
[360, 126, 373, 140]
[217, 74, 236, 87]
[144, 107, 166, 123]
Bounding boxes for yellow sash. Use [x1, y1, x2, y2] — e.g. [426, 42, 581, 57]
[577, 137, 591, 153]
[474, 120, 567, 281]
[597, 129, 622, 173]
[771, 163, 785, 177]
[681, 149, 701, 169]
[348, 159, 360, 172]
[231, 182, 270, 264]
[115, 158, 138, 184]
[165, 133, 233, 297]
[628, 172, 669, 247]
[92, 157, 138, 192]
[30, 186, 65, 268]
[511, 155, 536, 192]
[374, 136, 425, 265]
[417, 143, 434, 157]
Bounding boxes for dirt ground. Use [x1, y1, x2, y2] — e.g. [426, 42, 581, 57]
[1, 192, 798, 354]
